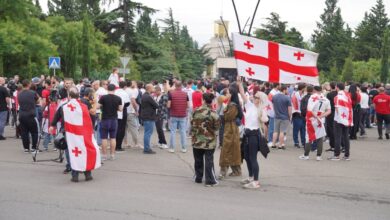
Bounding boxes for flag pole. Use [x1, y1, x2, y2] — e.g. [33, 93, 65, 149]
[248, 0, 261, 36]
[231, 0, 242, 34]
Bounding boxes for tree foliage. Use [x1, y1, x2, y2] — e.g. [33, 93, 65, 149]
[254, 12, 304, 48]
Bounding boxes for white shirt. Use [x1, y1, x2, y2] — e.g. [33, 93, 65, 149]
[108, 73, 119, 87]
[360, 92, 369, 109]
[115, 89, 130, 119]
[182, 87, 194, 108]
[95, 87, 107, 114]
[125, 88, 139, 114]
[244, 101, 260, 130]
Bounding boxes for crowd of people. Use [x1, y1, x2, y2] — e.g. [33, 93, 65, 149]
[0, 70, 389, 187]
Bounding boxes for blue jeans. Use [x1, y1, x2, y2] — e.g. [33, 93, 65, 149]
[95, 114, 102, 145]
[267, 117, 274, 142]
[170, 117, 187, 150]
[0, 111, 7, 136]
[43, 132, 53, 150]
[292, 117, 305, 145]
[143, 120, 155, 152]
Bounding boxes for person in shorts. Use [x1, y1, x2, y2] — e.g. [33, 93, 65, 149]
[98, 84, 122, 160]
[271, 85, 292, 149]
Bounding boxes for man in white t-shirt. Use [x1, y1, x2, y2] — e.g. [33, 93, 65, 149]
[108, 68, 119, 88]
[93, 80, 108, 146]
[359, 87, 370, 136]
[182, 80, 194, 136]
[125, 80, 142, 148]
[115, 81, 130, 152]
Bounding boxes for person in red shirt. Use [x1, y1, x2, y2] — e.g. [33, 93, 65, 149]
[192, 83, 203, 110]
[41, 79, 52, 109]
[373, 87, 390, 140]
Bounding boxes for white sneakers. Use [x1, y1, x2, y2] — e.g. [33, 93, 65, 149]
[243, 181, 260, 189]
[159, 144, 169, 149]
[299, 155, 309, 160]
[168, 149, 175, 153]
[240, 178, 253, 185]
[299, 155, 323, 161]
[181, 149, 187, 153]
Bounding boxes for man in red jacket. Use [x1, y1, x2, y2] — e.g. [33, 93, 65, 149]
[373, 87, 390, 140]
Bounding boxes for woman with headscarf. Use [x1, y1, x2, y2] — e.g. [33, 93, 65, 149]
[219, 83, 243, 179]
[237, 78, 268, 189]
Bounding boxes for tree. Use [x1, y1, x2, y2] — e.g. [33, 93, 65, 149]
[81, 14, 91, 77]
[342, 56, 354, 82]
[254, 12, 304, 47]
[48, 0, 101, 21]
[312, 0, 351, 74]
[353, 0, 389, 61]
[380, 29, 389, 83]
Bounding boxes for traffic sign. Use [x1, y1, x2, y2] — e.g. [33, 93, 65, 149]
[49, 57, 61, 69]
[118, 68, 130, 74]
[120, 57, 130, 67]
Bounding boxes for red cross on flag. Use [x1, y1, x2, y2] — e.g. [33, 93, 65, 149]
[305, 93, 330, 143]
[63, 99, 101, 171]
[232, 33, 320, 85]
[334, 91, 353, 127]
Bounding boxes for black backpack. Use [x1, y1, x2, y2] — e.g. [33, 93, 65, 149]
[300, 94, 310, 118]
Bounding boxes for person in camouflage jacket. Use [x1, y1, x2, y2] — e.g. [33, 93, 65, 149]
[191, 93, 220, 186]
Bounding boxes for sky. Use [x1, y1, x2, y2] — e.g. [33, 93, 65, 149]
[39, 0, 389, 45]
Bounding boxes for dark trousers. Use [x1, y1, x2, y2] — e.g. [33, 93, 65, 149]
[359, 108, 369, 135]
[350, 107, 360, 139]
[193, 148, 217, 185]
[334, 122, 350, 157]
[376, 113, 390, 137]
[292, 116, 305, 145]
[155, 118, 167, 144]
[326, 115, 335, 148]
[304, 138, 323, 156]
[19, 114, 39, 150]
[243, 131, 260, 181]
[218, 116, 225, 147]
[116, 115, 127, 150]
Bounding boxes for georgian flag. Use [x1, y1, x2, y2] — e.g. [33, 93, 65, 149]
[233, 33, 319, 85]
[63, 99, 101, 171]
[305, 93, 330, 143]
[334, 91, 353, 127]
[291, 91, 302, 114]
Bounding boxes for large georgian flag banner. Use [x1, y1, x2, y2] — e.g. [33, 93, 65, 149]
[63, 99, 101, 171]
[233, 33, 320, 85]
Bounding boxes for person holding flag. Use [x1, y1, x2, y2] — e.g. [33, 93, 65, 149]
[50, 87, 101, 182]
[329, 83, 353, 161]
[299, 86, 331, 161]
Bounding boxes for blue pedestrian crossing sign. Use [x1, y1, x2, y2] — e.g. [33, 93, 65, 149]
[49, 57, 61, 69]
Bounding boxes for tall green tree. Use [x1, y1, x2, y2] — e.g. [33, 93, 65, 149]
[312, 0, 352, 74]
[342, 56, 354, 82]
[48, 0, 101, 21]
[81, 14, 91, 77]
[254, 12, 304, 47]
[353, 0, 389, 61]
[380, 29, 389, 83]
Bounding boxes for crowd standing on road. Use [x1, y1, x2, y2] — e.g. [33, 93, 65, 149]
[0, 71, 390, 188]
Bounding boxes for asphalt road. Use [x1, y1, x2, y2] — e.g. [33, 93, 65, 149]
[0, 126, 389, 220]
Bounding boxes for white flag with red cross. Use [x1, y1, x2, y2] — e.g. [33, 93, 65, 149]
[63, 99, 101, 171]
[232, 33, 320, 85]
[305, 93, 329, 143]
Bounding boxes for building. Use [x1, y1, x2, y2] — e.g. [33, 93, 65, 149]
[203, 20, 237, 81]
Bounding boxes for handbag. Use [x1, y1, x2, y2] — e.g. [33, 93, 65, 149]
[54, 132, 67, 150]
[258, 133, 270, 159]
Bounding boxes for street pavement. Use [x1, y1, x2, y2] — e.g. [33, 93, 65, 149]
[0, 125, 389, 220]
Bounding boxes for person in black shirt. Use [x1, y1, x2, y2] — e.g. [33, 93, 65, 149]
[325, 82, 337, 152]
[18, 80, 39, 153]
[369, 83, 380, 126]
[0, 77, 10, 140]
[98, 84, 122, 160]
[140, 84, 159, 154]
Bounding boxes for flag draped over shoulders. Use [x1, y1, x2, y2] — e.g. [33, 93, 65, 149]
[63, 99, 101, 172]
